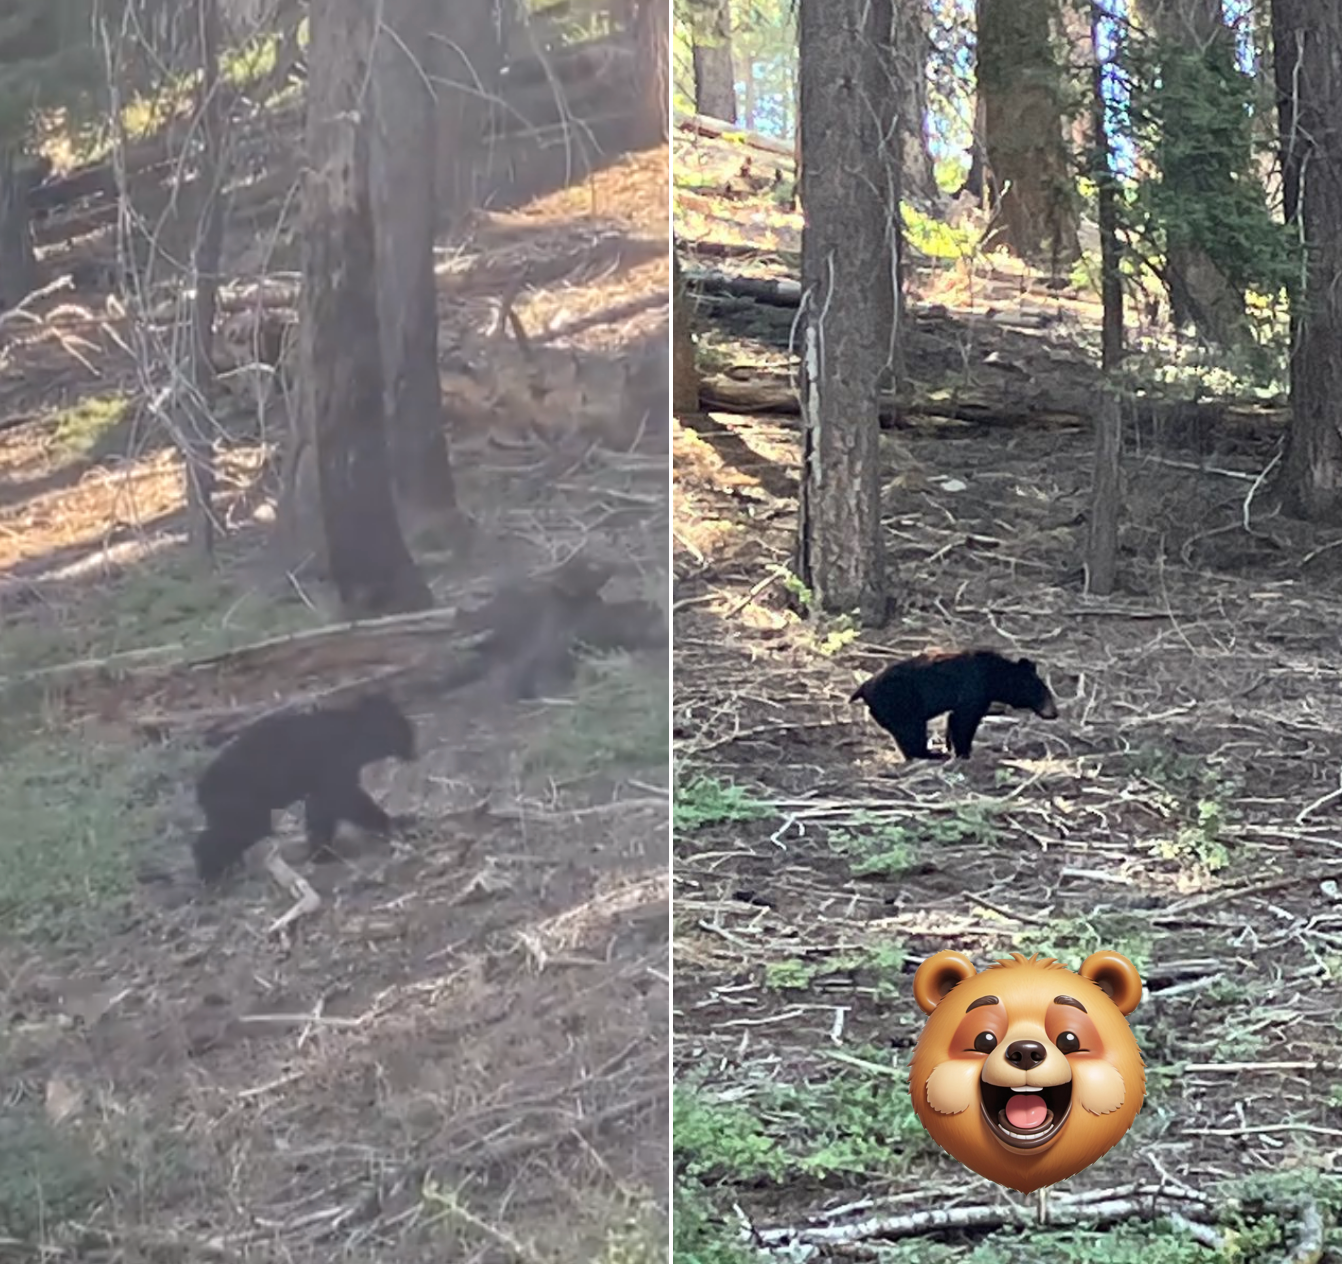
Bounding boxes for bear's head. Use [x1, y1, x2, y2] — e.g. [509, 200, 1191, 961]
[909, 950, 1144, 1192]
[998, 656, 1059, 720]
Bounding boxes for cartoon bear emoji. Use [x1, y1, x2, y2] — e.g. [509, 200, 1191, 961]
[909, 950, 1145, 1192]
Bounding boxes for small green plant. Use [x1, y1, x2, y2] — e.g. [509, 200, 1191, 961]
[779, 569, 813, 615]
[763, 941, 906, 1000]
[1013, 913, 1154, 976]
[815, 616, 859, 656]
[674, 776, 770, 833]
[1155, 797, 1230, 875]
[674, 1090, 787, 1184]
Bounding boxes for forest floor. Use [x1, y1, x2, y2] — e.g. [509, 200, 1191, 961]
[673, 121, 1342, 1264]
[0, 119, 670, 1264]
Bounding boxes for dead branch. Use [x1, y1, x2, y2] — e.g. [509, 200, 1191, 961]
[264, 848, 321, 936]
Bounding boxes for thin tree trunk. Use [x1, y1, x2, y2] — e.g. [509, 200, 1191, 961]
[673, 250, 698, 414]
[0, 146, 37, 310]
[302, 0, 432, 615]
[1086, 390, 1122, 595]
[795, 0, 890, 624]
[370, 0, 459, 523]
[1090, 1, 1122, 370]
[186, 0, 225, 559]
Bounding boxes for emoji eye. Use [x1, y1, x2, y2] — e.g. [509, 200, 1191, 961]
[1055, 1031, 1081, 1055]
[972, 1031, 998, 1054]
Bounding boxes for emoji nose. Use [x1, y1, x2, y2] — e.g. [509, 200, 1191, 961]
[1004, 1039, 1047, 1067]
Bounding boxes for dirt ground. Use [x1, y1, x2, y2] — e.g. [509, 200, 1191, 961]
[0, 143, 670, 1261]
[672, 129, 1342, 1262]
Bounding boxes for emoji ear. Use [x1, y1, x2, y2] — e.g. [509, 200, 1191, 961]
[913, 950, 979, 1015]
[1078, 950, 1144, 1015]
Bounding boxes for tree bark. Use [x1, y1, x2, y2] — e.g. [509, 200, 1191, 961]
[370, 0, 459, 521]
[691, 0, 737, 124]
[186, 0, 226, 558]
[1274, 6, 1342, 521]
[0, 146, 37, 310]
[794, 0, 891, 624]
[893, 0, 938, 207]
[976, 0, 1081, 271]
[635, 0, 670, 145]
[301, 0, 433, 615]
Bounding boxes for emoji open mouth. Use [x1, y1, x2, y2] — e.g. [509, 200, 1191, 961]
[979, 1082, 1072, 1149]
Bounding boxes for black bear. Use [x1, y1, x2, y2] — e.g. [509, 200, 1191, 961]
[191, 692, 417, 883]
[850, 649, 1058, 761]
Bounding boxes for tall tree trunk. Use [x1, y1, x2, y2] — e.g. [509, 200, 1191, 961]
[893, 0, 938, 207]
[186, 0, 225, 558]
[302, 0, 432, 615]
[435, 1, 502, 230]
[0, 146, 37, 310]
[976, 0, 1081, 271]
[1274, 6, 1342, 522]
[794, 0, 892, 624]
[635, 0, 670, 145]
[370, 0, 459, 524]
[1133, 0, 1249, 346]
[692, 0, 737, 124]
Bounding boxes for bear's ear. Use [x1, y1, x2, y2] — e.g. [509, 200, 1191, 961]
[913, 951, 979, 1015]
[1078, 950, 1144, 1015]
[1018, 657, 1035, 670]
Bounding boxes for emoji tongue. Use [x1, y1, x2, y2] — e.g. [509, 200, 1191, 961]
[1005, 1092, 1047, 1129]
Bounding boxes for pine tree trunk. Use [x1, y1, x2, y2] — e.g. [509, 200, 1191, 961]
[370, 0, 460, 523]
[794, 0, 892, 624]
[1274, 6, 1342, 521]
[301, 0, 432, 615]
[976, 0, 1080, 271]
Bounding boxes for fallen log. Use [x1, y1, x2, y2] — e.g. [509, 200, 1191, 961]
[674, 110, 795, 160]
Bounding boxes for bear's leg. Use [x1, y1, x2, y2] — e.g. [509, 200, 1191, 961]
[946, 706, 987, 759]
[886, 717, 943, 761]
